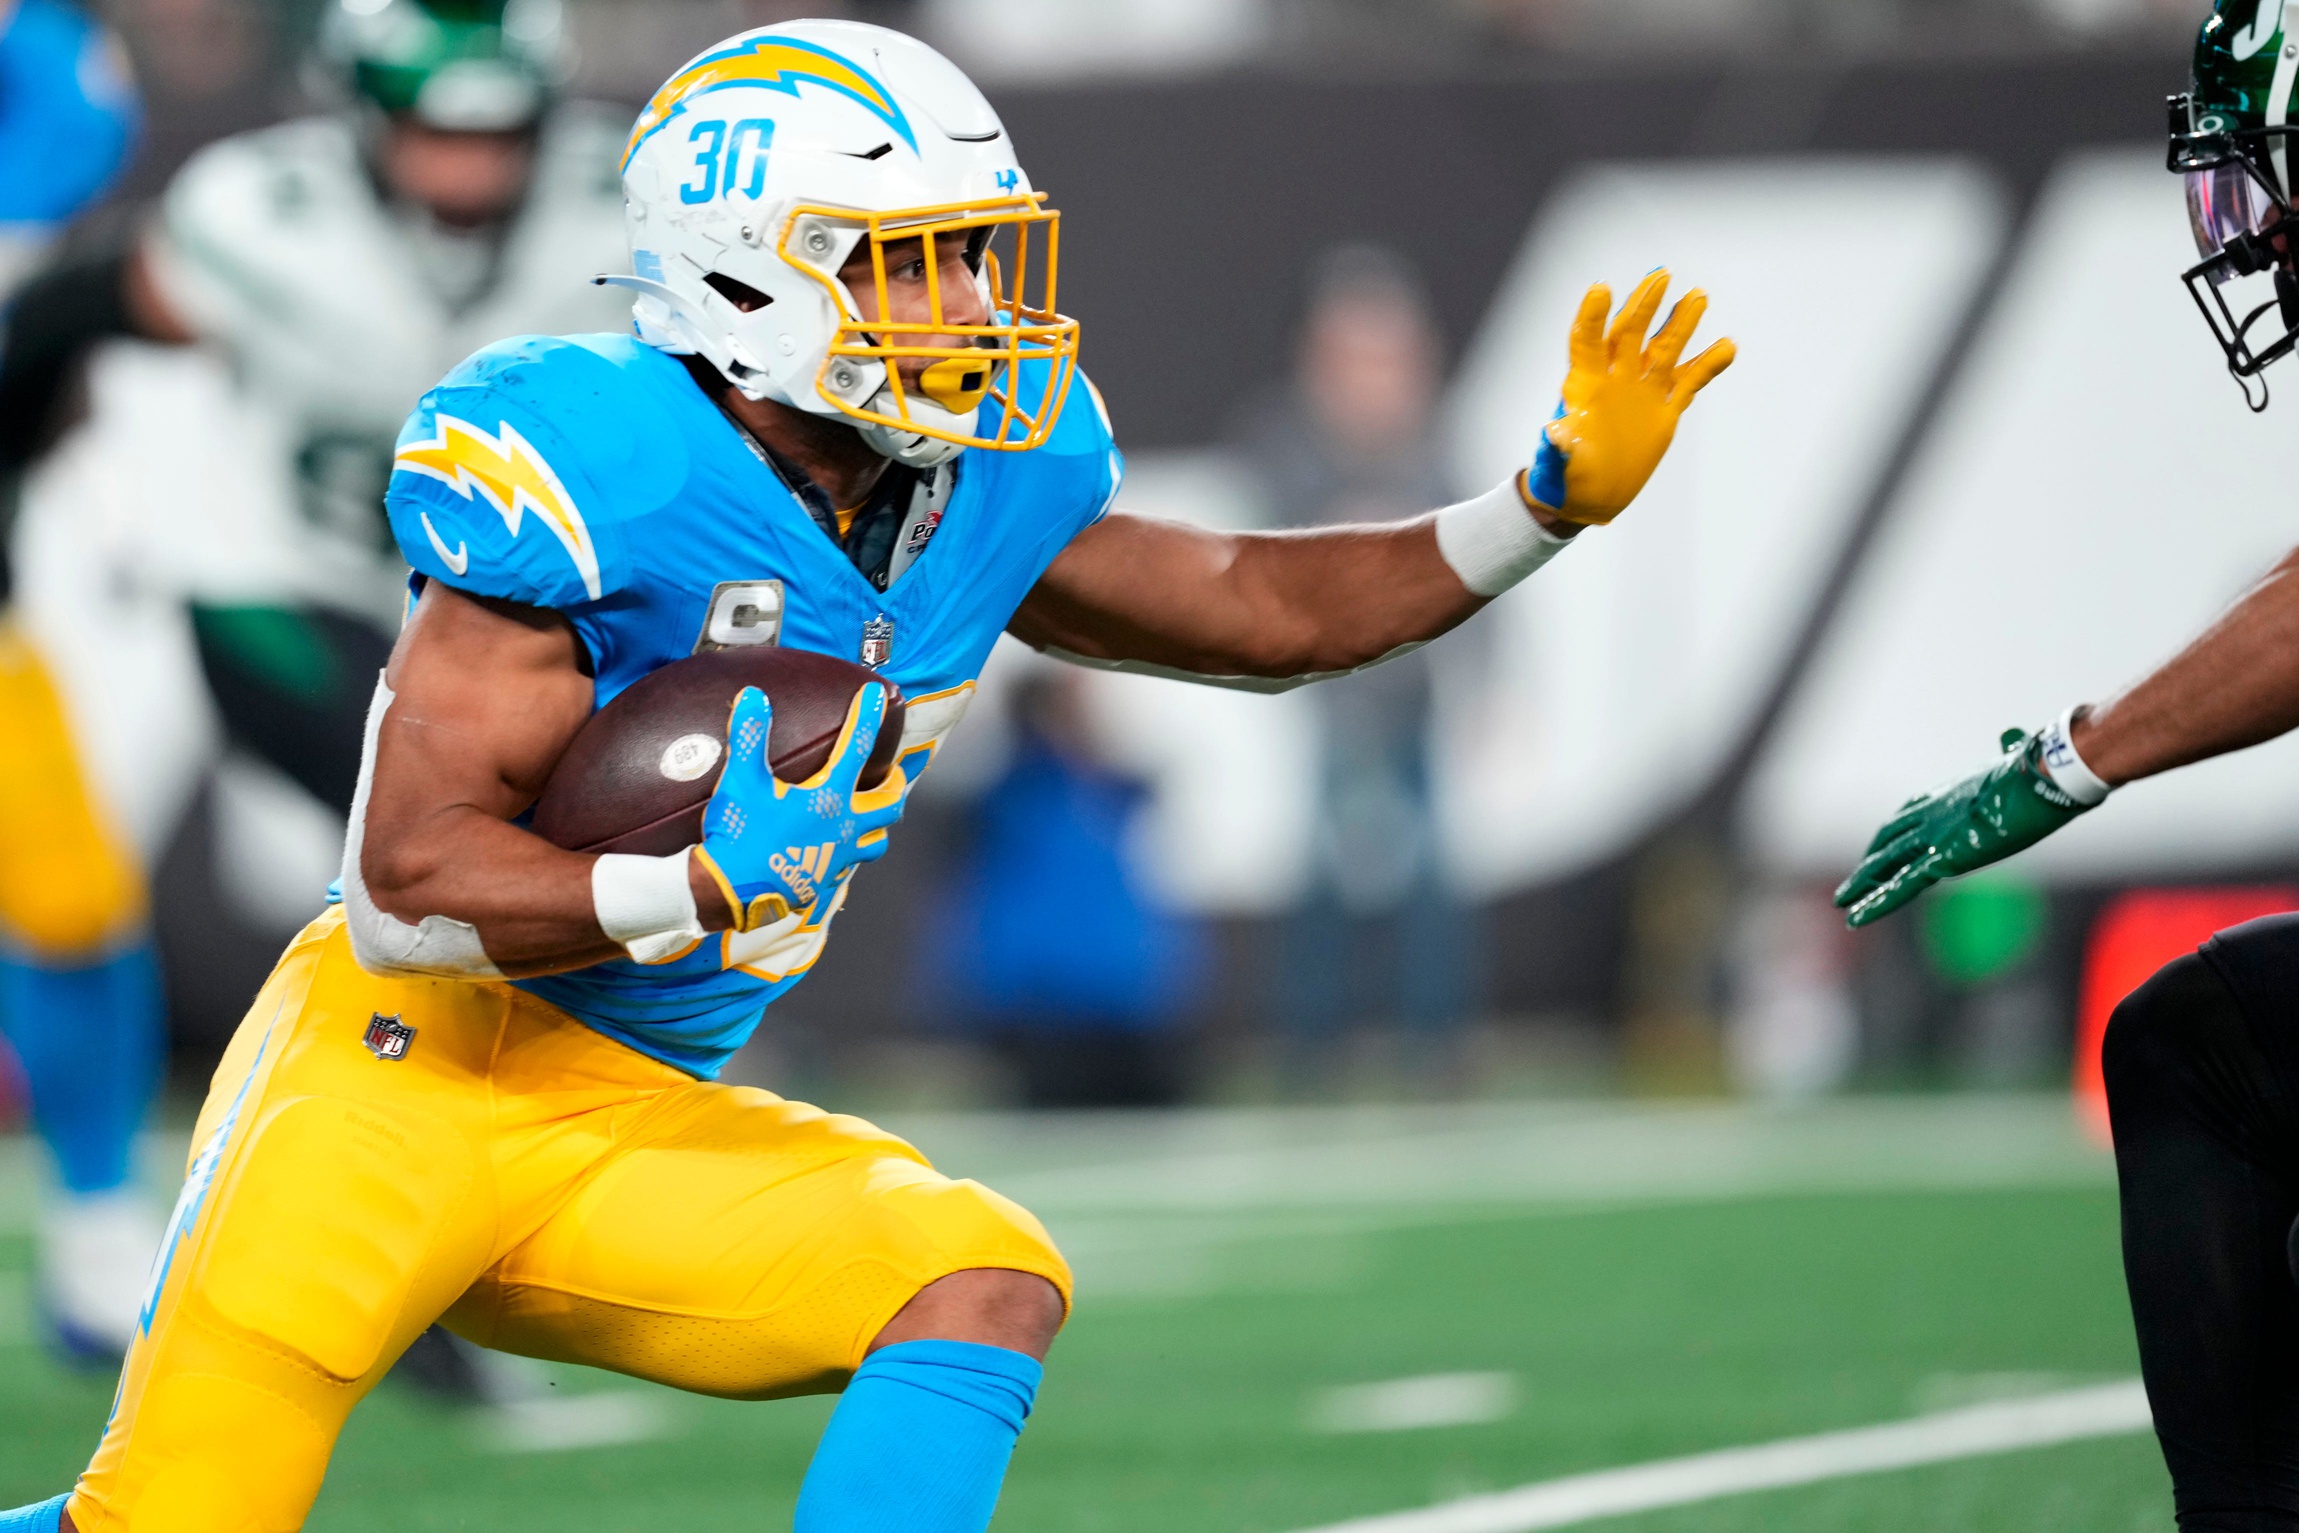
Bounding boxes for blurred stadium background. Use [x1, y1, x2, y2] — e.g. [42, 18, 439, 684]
[0, 0, 2268, 1527]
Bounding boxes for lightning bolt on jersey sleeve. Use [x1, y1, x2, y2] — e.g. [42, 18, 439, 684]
[387, 335, 673, 616]
[380, 332, 1124, 1078]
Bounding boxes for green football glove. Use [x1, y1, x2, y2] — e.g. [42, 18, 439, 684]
[1834, 726, 2096, 929]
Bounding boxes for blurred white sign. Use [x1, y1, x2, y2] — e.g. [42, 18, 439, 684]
[1445, 159, 2008, 895]
[1745, 148, 2299, 880]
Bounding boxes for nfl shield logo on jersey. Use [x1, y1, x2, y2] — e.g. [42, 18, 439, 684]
[363, 1013, 416, 1061]
[860, 615, 896, 669]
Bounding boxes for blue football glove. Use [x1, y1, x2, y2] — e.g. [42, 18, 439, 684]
[691, 683, 908, 933]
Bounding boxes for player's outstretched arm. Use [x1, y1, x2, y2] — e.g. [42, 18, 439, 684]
[1836, 543, 2299, 927]
[1011, 271, 1732, 685]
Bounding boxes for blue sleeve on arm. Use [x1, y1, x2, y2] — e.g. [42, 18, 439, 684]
[1084, 407, 1124, 526]
[1022, 366, 1124, 537]
[0, 0, 138, 225]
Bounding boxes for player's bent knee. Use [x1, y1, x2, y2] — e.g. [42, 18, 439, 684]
[903, 1177, 1071, 1306]
[872, 1267, 1067, 1360]
[2100, 951, 2265, 1155]
[465, 1165, 1072, 1403]
[853, 1173, 1071, 1363]
[110, 1373, 335, 1532]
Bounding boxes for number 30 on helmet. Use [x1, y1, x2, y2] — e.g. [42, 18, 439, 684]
[602, 20, 1079, 467]
[2171, 0, 2299, 408]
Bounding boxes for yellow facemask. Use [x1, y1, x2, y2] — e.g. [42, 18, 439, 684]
[779, 192, 1080, 453]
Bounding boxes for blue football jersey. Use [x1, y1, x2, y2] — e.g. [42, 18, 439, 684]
[384, 332, 1122, 1077]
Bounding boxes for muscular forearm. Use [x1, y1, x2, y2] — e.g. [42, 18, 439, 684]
[362, 811, 623, 978]
[1018, 489, 1574, 680]
[2071, 548, 2299, 786]
[1219, 520, 1498, 673]
[1030, 521, 1472, 675]
[361, 814, 733, 980]
[352, 583, 735, 980]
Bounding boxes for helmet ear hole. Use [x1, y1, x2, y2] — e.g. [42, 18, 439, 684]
[704, 272, 773, 313]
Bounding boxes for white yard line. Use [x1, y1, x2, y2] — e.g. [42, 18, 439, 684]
[1285, 1380, 2153, 1533]
[480, 1392, 673, 1454]
[1311, 1374, 1521, 1435]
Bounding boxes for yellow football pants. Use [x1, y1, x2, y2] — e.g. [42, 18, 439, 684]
[0, 623, 146, 955]
[68, 907, 1071, 1533]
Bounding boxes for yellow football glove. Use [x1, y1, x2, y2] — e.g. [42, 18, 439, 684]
[1525, 270, 1736, 528]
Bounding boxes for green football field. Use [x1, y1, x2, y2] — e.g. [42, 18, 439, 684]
[0, 1095, 2170, 1532]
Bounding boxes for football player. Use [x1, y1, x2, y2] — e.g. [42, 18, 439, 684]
[1837, 4, 2299, 1524]
[0, 20, 1732, 1533]
[0, 0, 625, 1368]
[0, 0, 164, 1366]
[0, 0, 630, 788]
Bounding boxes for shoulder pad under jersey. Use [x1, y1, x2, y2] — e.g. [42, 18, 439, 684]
[387, 334, 693, 611]
[991, 361, 1125, 530]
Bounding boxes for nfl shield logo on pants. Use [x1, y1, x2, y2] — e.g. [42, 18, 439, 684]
[363, 1013, 415, 1061]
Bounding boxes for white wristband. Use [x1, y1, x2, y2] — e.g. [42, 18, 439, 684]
[593, 851, 708, 963]
[1434, 473, 1574, 598]
[2034, 705, 2111, 807]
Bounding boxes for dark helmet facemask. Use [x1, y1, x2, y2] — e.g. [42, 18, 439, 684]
[2169, 0, 2299, 409]
[2171, 94, 2299, 409]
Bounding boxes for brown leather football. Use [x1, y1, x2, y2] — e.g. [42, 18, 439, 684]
[530, 649, 905, 857]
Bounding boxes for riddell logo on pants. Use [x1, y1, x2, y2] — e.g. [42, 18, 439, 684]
[767, 844, 836, 908]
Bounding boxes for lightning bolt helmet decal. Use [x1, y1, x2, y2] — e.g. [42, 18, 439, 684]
[622, 35, 917, 171]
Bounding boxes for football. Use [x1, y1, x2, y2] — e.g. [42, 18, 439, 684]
[530, 649, 905, 857]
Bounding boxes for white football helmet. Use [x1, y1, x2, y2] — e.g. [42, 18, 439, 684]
[605, 21, 1078, 467]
